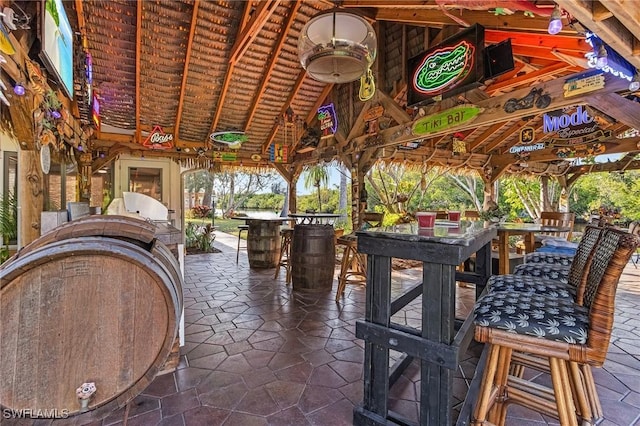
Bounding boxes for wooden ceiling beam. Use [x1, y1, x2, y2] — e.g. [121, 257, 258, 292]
[210, 1, 280, 134]
[261, 70, 307, 154]
[174, 0, 200, 141]
[486, 63, 573, 95]
[586, 93, 640, 131]
[229, 0, 281, 65]
[485, 30, 590, 53]
[482, 119, 532, 153]
[374, 8, 554, 32]
[135, 1, 142, 141]
[245, 1, 302, 131]
[467, 122, 507, 151]
[556, 0, 640, 70]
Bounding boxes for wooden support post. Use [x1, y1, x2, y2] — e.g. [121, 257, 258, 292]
[18, 150, 43, 246]
[77, 152, 93, 203]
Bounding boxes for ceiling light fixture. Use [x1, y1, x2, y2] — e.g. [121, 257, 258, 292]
[547, 5, 563, 35]
[13, 82, 25, 96]
[629, 71, 640, 92]
[595, 44, 608, 69]
[298, 9, 377, 84]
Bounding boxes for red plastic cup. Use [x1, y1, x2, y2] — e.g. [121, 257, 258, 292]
[448, 211, 461, 222]
[416, 211, 437, 228]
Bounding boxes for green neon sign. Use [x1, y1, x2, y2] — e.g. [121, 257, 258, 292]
[412, 105, 482, 135]
[413, 40, 475, 96]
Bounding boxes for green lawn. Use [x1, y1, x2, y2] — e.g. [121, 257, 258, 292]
[185, 217, 244, 237]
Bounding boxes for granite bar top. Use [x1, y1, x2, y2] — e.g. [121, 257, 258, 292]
[356, 220, 496, 247]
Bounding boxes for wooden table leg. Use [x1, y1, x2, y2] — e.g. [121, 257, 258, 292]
[499, 230, 510, 275]
[524, 232, 535, 253]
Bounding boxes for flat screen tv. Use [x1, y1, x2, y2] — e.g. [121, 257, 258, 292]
[407, 24, 485, 107]
[39, 0, 74, 99]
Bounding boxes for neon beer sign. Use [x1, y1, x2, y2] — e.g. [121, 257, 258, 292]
[413, 41, 475, 96]
[317, 103, 337, 137]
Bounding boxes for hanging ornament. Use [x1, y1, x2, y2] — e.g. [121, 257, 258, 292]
[359, 68, 375, 102]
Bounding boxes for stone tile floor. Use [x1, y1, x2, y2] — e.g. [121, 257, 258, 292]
[14, 231, 640, 425]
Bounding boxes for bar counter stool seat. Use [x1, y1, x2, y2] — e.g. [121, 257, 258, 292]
[274, 226, 293, 284]
[236, 224, 249, 263]
[472, 227, 639, 426]
[487, 226, 604, 302]
[335, 233, 367, 302]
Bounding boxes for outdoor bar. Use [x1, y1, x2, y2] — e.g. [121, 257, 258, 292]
[1, 1, 640, 425]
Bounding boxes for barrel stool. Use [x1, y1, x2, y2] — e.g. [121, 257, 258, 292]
[274, 227, 293, 284]
[236, 224, 249, 263]
[335, 233, 367, 302]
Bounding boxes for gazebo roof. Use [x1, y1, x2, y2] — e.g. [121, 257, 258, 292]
[39, 1, 640, 177]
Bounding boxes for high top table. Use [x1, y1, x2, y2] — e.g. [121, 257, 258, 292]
[230, 216, 290, 268]
[287, 213, 341, 291]
[353, 221, 496, 426]
[495, 222, 572, 275]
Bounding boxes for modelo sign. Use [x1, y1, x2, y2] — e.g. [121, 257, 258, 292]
[407, 24, 485, 106]
[543, 106, 599, 140]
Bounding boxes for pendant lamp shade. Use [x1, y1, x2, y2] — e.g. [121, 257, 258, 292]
[298, 10, 377, 84]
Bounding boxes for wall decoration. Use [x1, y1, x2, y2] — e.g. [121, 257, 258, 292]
[318, 103, 337, 138]
[412, 105, 483, 135]
[269, 143, 288, 163]
[142, 125, 174, 150]
[509, 142, 546, 155]
[584, 33, 635, 83]
[408, 24, 485, 106]
[503, 87, 551, 113]
[213, 151, 237, 162]
[542, 106, 612, 147]
[563, 70, 605, 98]
[554, 142, 606, 158]
[251, 154, 261, 162]
[209, 131, 248, 149]
[519, 127, 535, 144]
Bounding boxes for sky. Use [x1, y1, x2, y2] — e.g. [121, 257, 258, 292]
[295, 165, 344, 195]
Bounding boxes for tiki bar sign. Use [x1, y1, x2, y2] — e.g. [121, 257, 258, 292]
[412, 105, 482, 135]
[407, 24, 484, 106]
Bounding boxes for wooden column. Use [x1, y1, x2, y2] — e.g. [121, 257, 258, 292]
[18, 150, 43, 246]
[77, 152, 93, 202]
[273, 163, 302, 214]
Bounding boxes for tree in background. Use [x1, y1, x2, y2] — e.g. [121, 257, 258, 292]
[303, 165, 329, 211]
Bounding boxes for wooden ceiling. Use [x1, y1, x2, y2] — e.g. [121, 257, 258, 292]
[69, 0, 640, 178]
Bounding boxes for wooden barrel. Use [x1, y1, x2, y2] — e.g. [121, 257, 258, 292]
[291, 224, 336, 291]
[247, 220, 281, 268]
[0, 232, 183, 419]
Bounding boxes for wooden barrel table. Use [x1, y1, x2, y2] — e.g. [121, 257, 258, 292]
[246, 219, 281, 268]
[291, 224, 336, 291]
[0, 216, 183, 420]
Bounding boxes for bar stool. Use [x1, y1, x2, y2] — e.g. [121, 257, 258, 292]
[335, 233, 367, 302]
[236, 224, 248, 263]
[472, 227, 638, 426]
[274, 226, 293, 284]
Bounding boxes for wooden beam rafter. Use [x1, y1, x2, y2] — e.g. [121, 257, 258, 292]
[209, 1, 280, 134]
[174, 0, 200, 140]
[244, 1, 302, 131]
